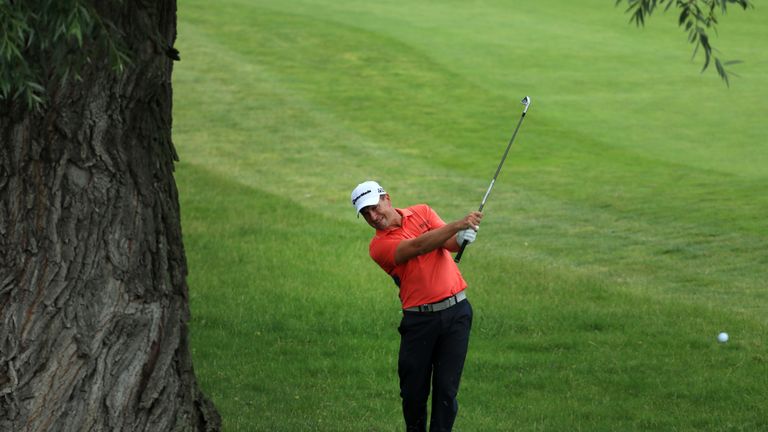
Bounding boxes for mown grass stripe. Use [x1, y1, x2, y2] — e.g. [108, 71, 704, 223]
[174, 0, 767, 429]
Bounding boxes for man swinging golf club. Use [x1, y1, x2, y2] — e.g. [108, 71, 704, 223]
[351, 180, 482, 432]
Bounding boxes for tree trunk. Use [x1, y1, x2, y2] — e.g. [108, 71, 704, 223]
[0, 1, 220, 431]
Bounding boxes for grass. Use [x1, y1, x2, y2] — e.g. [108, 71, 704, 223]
[173, 0, 768, 430]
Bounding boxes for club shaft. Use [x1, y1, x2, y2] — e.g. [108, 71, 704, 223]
[479, 111, 525, 209]
[455, 109, 528, 263]
[479, 179, 495, 211]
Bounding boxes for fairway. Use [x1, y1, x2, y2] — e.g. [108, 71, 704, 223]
[173, 0, 768, 430]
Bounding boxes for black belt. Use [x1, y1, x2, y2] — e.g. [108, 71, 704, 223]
[404, 290, 467, 313]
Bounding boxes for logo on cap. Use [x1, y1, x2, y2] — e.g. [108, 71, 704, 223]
[352, 190, 372, 205]
[351, 180, 386, 216]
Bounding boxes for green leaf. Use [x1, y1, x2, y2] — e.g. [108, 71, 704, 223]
[715, 58, 730, 86]
[26, 81, 45, 92]
[70, 17, 82, 46]
[0, 0, 133, 108]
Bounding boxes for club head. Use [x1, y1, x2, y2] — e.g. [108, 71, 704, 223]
[521, 96, 531, 113]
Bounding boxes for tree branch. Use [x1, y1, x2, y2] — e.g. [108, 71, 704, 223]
[618, 0, 753, 85]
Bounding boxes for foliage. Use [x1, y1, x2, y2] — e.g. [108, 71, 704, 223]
[0, 0, 128, 109]
[619, 0, 753, 85]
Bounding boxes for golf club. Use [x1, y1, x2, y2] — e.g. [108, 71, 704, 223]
[454, 96, 531, 263]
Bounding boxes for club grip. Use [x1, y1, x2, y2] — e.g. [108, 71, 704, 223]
[454, 239, 469, 263]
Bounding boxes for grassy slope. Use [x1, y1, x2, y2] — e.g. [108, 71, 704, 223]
[174, 0, 768, 430]
[179, 166, 767, 431]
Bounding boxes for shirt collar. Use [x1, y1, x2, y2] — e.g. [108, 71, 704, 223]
[375, 207, 412, 235]
[396, 207, 413, 217]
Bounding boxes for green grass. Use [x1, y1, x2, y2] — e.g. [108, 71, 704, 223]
[173, 0, 768, 430]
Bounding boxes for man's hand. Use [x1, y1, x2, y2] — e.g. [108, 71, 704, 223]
[461, 211, 483, 231]
[394, 210, 483, 264]
[456, 227, 478, 245]
[443, 211, 483, 252]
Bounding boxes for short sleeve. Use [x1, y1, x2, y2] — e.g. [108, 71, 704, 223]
[369, 236, 400, 274]
[416, 204, 446, 230]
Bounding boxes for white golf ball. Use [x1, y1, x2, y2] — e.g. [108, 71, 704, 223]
[717, 332, 729, 343]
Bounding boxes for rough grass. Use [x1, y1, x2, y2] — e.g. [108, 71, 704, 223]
[174, 0, 768, 430]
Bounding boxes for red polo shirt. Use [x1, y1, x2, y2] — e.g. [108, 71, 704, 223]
[369, 204, 467, 309]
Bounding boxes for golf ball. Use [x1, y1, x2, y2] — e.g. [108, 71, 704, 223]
[717, 332, 729, 343]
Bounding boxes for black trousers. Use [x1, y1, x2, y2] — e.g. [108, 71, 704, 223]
[398, 299, 473, 432]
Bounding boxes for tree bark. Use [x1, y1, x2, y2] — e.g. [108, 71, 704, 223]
[0, 1, 220, 430]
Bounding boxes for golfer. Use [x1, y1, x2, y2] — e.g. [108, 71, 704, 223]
[351, 180, 482, 432]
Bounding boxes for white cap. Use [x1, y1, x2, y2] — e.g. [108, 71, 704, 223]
[351, 180, 386, 216]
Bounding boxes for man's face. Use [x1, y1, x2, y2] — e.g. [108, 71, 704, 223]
[360, 194, 397, 230]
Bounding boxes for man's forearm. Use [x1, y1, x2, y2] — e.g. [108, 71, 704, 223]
[443, 234, 461, 252]
[394, 221, 462, 264]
